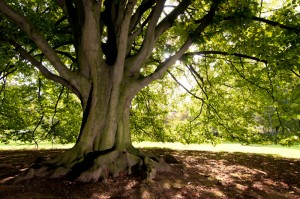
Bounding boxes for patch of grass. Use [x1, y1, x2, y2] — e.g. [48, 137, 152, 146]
[133, 142, 300, 159]
[0, 142, 74, 150]
[1, 141, 299, 159]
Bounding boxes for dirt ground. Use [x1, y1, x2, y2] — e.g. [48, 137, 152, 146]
[0, 148, 299, 199]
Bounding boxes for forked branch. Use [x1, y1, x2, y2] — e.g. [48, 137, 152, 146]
[126, 0, 167, 73]
[140, 0, 221, 88]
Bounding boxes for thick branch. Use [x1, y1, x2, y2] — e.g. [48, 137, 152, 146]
[154, 0, 192, 39]
[190, 0, 220, 41]
[0, 0, 78, 82]
[140, 0, 221, 88]
[127, 0, 155, 50]
[115, 0, 137, 66]
[129, 0, 155, 33]
[56, 0, 83, 61]
[126, 0, 166, 73]
[140, 38, 193, 88]
[11, 40, 81, 98]
[78, 0, 102, 80]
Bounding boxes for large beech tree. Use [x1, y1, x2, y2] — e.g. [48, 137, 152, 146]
[0, 0, 299, 182]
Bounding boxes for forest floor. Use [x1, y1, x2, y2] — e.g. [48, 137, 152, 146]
[0, 148, 299, 199]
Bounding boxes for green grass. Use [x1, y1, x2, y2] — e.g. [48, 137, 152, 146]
[133, 141, 300, 159]
[1, 141, 299, 159]
[0, 142, 74, 150]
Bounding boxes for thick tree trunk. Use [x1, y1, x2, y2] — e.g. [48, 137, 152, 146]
[76, 75, 134, 153]
[15, 64, 171, 183]
[1, 0, 215, 184]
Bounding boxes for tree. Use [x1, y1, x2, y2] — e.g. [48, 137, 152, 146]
[0, 0, 299, 182]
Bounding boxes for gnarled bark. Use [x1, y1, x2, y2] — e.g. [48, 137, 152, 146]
[1, 0, 220, 183]
[14, 68, 171, 183]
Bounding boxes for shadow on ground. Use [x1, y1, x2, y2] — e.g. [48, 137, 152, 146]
[0, 149, 299, 198]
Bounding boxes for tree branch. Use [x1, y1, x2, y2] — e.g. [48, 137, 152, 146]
[101, 0, 119, 65]
[140, 38, 193, 88]
[224, 15, 300, 33]
[0, 62, 17, 81]
[126, 0, 166, 73]
[0, 0, 78, 82]
[54, 15, 67, 27]
[10, 40, 81, 99]
[115, 0, 137, 66]
[168, 70, 226, 130]
[48, 87, 64, 141]
[127, 0, 156, 50]
[154, 0, 192, 39]
[129, 0, 155, 34]
[252, 16, 300, 34]
[291, 69, 300, 78]
[227, 60, 273, 98]
[182, 51, 268, 64]
[127, 14, 151, 52]
[189, 0, 221, 41]
[140, 0, 221, 88]
[0, 62, 16, 96]
[167, 71, 204, 102]
[56, 50, 77, 63]
[31, 115, 44, 148]
[186, 64, 209, 100]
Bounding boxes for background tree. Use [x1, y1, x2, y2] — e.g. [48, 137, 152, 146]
[0, 0, 299, 182]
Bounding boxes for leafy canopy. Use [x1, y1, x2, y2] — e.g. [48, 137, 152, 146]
[0, 0, 300, 146]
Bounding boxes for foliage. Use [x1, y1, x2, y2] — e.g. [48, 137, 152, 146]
[0, 0, 300, 146]
[0, 72, 81, 145]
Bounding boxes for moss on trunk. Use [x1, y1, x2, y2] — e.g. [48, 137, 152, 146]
[14, 77, 171, 183]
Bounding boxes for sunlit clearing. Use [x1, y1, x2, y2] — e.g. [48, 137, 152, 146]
[133, 142, 300, 159]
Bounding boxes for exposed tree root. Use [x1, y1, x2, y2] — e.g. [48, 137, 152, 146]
[13, 148, 173, 183]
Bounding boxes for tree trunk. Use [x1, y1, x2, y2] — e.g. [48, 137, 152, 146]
[0, 0, 219, 184]
[15, 64, 171, 183]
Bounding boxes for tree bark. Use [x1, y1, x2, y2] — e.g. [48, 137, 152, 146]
[15, 63, 171, 183]
[2, 0, 220, 183]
